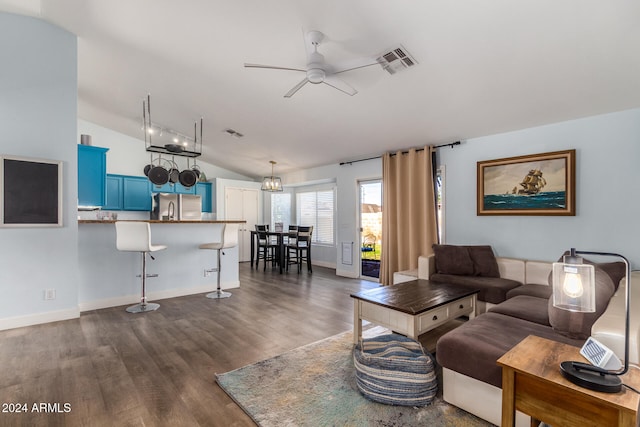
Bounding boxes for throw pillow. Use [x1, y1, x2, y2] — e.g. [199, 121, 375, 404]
[548, 265, 615, 340]
[465, 245, 500, 277]
[432, 244, 474, 276]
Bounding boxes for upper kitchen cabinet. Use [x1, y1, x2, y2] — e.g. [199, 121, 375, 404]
[196, 182, 213, 213]
[78, 145, 108, 207]
[104, 174, 152, 211]
[123, 176, 152, 210]
[151, 181, 196, 195]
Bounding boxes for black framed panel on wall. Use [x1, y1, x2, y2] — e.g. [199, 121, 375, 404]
[1, 155, 63, 227]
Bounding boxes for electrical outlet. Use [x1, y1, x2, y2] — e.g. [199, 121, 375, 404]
[44, 289, 56, 300]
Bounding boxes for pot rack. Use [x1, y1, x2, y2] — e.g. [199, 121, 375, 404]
[142, 94, 202, 158]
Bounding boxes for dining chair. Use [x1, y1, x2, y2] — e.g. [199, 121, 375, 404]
[255, 224, 278, 271]
[286, 225, 313, 273]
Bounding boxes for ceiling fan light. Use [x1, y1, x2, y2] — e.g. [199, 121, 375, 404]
[307, 68, 325, 84]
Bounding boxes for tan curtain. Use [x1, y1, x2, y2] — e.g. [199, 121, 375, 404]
[380, 146, 438, 285]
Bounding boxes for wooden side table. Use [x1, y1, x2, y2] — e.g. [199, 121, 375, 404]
[497, 335, 640, 427]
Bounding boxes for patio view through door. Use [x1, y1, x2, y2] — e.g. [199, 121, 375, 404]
[359, 180, 382, 280]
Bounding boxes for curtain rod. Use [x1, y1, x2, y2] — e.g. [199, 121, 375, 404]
[339, 141, 460, 166]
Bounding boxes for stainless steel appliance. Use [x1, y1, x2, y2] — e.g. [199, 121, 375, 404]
[151, 193, 201, 220]
[179, 194, 202, 221]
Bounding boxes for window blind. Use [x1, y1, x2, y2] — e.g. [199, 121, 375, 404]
[296, 189, 335, 245]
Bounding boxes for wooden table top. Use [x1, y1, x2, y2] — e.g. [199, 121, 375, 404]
[350, 279, 479, 315]
[498, 335, 640, 412]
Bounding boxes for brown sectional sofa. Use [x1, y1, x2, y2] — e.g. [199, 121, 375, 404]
[398, 246, 633, 426]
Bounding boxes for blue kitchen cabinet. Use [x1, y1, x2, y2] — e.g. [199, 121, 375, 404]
[196, 182, 212, 213]
[104, 174, 124, 210]
[123, 176, 152, 211]
[104, 174, 152, 211]
[152, 181, 196, 194]
[78, 145, 108, 207]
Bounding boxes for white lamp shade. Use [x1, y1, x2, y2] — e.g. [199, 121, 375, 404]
[552, 261, 596, 312]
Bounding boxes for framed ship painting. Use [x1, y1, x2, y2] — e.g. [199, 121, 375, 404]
[477, 149, 575, 216]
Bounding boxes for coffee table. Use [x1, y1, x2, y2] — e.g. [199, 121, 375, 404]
[350, 279, 479, 344]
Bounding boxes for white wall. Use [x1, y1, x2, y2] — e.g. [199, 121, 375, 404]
[79, 120, 252, 182]
[282, 159, 382, 277]
[0, 13, 78, 328]
[439, 108, 640, 268]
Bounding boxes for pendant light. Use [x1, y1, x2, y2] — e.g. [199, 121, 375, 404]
[261, 160, 283, 192]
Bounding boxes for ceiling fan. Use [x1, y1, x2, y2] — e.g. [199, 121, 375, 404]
[244, 30, 380, 98]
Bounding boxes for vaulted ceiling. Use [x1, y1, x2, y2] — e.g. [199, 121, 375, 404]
[3, 0, 640, 178]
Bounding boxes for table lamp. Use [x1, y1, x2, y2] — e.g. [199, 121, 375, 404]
[552, 248, 631, 393]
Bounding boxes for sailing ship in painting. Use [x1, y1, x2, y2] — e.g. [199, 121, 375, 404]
[506, 169, 547, 195]
[485, 167, 565, 210]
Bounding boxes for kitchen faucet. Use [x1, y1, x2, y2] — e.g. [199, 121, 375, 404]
[167, 201, 175, 220]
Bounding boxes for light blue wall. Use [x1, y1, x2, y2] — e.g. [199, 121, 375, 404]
[439, 108, 640, 267]
[0, 13, 78, 326]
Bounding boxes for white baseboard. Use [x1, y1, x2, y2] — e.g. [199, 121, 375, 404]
[79, 281, 241, 312]
[312, 260, 336, 269]
[336, 269, 359, 279]
[0, 307, 80, 331]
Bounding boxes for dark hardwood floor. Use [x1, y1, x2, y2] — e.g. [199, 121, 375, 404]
[0, 263, 379, 427]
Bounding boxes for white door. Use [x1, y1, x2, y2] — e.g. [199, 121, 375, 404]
[225, 187, 259, 262]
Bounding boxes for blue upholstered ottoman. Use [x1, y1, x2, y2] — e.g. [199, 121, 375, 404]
[353, 333, 437, 406]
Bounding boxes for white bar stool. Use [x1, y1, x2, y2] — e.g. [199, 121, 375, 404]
[199, 223, 239, 299]
[115, 221, 167, 313]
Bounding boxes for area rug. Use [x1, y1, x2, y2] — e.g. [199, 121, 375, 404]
[216, 327, 492, 426]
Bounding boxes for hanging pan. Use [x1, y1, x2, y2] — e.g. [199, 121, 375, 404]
[143, 153, 154, 176]
[178, 158, 197, 188]
[168, 157, 180, 184]
[148, 156, 170, 186]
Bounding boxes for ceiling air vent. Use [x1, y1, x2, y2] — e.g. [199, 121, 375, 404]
[376, 45, 417, 75]
[223, 128, 244, 139]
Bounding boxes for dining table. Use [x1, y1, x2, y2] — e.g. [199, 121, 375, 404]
[250, 230, 289, 274]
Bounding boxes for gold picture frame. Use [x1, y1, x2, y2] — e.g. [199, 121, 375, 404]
[477, 149, 575, 216]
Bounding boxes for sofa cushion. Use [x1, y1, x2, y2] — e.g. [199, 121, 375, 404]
[436, 312, 584, 388]
[465, 245, 500, 278]
[548, 266, 615, 340]
[430, 274, 522, 304]
[432, 244, 474, 276]
[489, 295, 550, 326]
[506, 284, 552, 300]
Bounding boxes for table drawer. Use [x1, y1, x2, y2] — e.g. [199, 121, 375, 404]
[419, 306, 449, 331]
[450, 296, 474, 318]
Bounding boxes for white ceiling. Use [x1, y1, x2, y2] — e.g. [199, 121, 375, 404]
[3, 0, 640, 178]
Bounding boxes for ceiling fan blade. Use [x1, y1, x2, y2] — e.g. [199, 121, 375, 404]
[323, 76, 357, 96]
[332, 58, 381, 75]
[284, 78, 309, 98]
[244, 63, 306, 72]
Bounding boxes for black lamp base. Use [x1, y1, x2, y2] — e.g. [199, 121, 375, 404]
[560, 361, 622, 393]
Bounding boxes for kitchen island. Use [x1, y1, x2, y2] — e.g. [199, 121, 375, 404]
[78, 219, 245, 312]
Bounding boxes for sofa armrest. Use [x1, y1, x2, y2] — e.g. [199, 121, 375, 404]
[496, 257, 525, 283]
[591, 271, 640, 365]
[418, 255, 435, 279]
